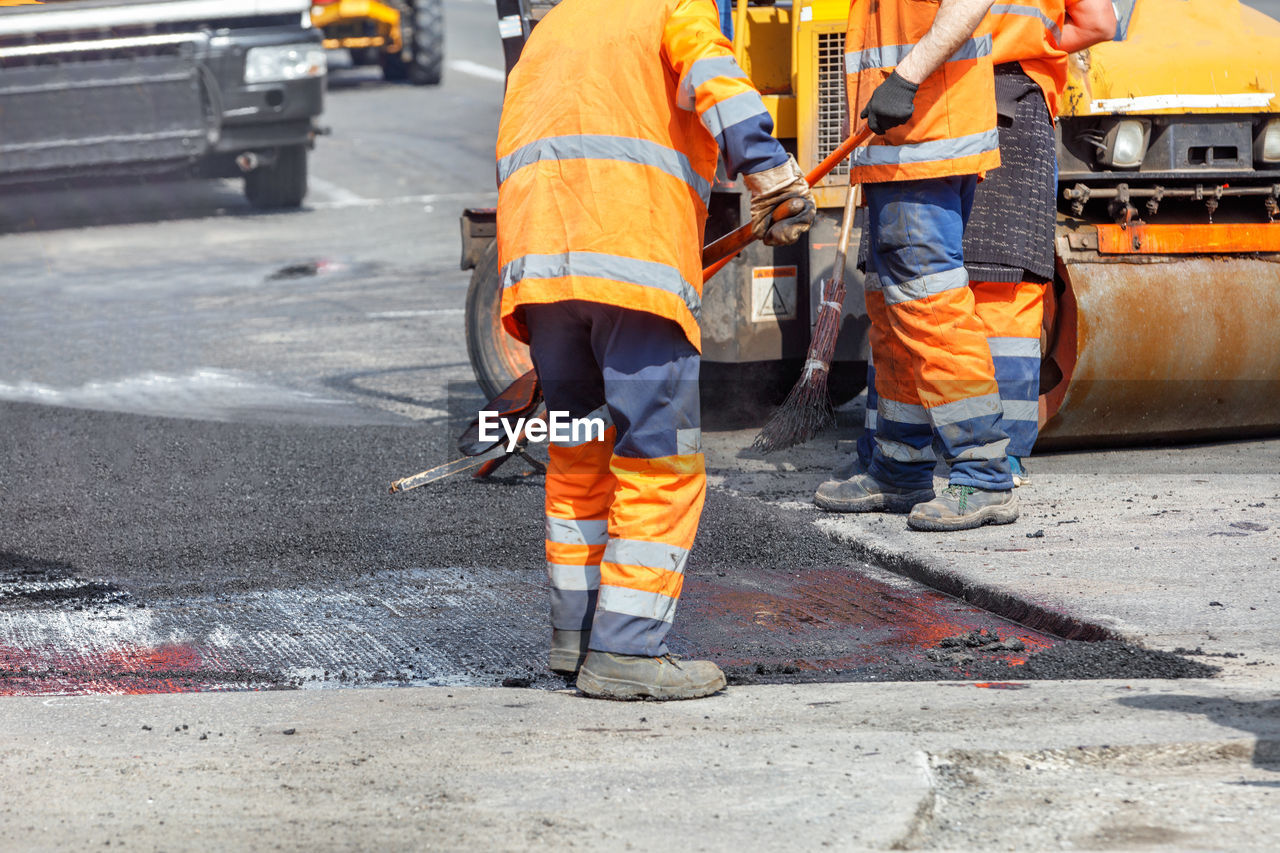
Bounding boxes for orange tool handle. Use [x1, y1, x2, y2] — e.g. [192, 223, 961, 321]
[701, 127, 873, 282]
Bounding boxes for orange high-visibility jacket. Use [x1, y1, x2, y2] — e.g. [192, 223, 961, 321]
[989, 0, 1071, 116]
[845, 0, 1001, 184]
[496, 0, 785, 352]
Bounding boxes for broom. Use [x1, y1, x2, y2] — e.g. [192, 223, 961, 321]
[752, 172, 861, 453]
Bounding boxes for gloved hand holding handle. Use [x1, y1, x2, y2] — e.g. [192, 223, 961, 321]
[743, 155, 817, 247]
[860, 71, 920, 135]
[701, 127, 874, 281]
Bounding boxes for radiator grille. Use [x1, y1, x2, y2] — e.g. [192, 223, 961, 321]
[817, 31, 848, 178]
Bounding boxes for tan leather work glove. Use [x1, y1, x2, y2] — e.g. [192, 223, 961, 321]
[743, 155, 816, 247]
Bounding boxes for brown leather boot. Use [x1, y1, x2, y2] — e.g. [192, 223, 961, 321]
[575, 652, 726, 700]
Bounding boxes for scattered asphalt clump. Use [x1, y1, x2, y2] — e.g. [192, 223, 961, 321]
[922, 631, 1220, 681]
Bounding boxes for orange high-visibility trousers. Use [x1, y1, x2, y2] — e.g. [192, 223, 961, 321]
[527, 301, 704, 657]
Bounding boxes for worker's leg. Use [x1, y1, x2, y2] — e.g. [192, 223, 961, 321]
[560, 303, 723, 699]
[971, 278, 1045, 462]
[524, 302, 616, 675]
[813, 262, 939, 512]
[862, 176, 1018, 530]
[586, 306, 704, 657]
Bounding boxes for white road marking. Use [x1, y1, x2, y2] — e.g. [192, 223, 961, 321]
[366, 309, 465, 319]
[308, 176, 367, 206]
[308, 190, 497, 211]
[447, 59, 506, 83]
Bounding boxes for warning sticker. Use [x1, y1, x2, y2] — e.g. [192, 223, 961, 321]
[751, 265, 798, 322]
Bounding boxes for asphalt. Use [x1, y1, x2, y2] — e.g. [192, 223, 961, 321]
[3, 397, 1212, 698]
[706, 413, 1280, 678]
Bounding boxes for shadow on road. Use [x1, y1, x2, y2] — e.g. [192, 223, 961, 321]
[0, 177, 295, 235]
[1118, 693, 1280, 783]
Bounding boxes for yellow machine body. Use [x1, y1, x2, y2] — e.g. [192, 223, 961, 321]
[311, 0, 403, 54]
[1061, 0, 1280, 116]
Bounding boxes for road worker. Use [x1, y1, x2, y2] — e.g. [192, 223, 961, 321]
[822, 0, 1116, 498]
[496, 0, 815, 699]
[963, 0, 1116, 484]
[814, 0, 1019, 531]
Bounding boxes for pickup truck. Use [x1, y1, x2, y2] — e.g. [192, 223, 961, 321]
[0, 0, 326, 208]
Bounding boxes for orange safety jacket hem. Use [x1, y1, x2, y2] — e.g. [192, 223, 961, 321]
[846, 8, 1000, 184]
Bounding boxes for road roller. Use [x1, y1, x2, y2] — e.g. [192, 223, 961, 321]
[460, 0, 1280, 447]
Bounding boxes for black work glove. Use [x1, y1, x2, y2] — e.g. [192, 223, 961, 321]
[860, 71, 920, 135]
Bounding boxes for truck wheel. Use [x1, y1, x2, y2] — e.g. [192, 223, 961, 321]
[381, 0, 443, 85]
[244, 145, 308, 209]
[466, 240, 532, 400]
[351, 46, 381, 66]
[406, 0, 443, 85]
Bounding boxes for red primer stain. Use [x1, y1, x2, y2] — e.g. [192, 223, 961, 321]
[0, 642, 256, 696]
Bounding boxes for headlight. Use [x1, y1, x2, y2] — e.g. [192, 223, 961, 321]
[1098, 119, 1149, 170]
[245, 45, 326, 84]
[1256, 118, 1280, 165]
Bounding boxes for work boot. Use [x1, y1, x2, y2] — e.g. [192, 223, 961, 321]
[1009, 456, 1031, 487]
[814, 472, 934, 513]
[575, 652, 726, 701]
[907, 484, 1019, 532]
[830, 452, 866, 482]
[549, 629, 590, 675]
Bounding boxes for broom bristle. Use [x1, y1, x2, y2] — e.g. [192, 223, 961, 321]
[752, 371, 833, 452]
[752, 290, 845, 452]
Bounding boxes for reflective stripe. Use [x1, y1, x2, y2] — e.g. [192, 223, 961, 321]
[881, 267, 969, 306]
[988, 337, 1041, 359]
[1000, 399, 1039, 423]
[677, 55, 747, 111]
[497, 134, 712, 202]
[547, 562, 601, 591]
[851, 129, 1000, 168]
[845, 34, 991, 73]
[863, 272, 883, 293]
[865, 409, 878, 431]
[605, 538, 689, 575]
[545, 517, 609, 546]
[844, 42, 913, 74]
[676, 427, 701, 456]
[990, 4, 1062, 44]
[501, 252, 701, 321]
[953, 437, 1011, 461]
[875, 435, 937, 463]
[701, 90, 771, 140]
[880, 398, 930, 426]
[928, 393, 1003, 428]
[597, 585, 677, 624]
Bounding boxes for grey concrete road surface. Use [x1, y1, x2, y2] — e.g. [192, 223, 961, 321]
[2, 0, 1279, 849]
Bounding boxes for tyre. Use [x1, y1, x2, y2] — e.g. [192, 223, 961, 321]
[351, 46, 381, 66]
[243, 145, 307, 209]
[465, 240, 533, 400]
[381, 0, 443, 85]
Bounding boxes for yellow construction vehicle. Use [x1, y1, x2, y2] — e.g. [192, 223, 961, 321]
[312, 0, 443, 85]
[461, 0, 1280, 446]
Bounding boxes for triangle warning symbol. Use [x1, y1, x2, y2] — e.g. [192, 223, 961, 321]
[760, 282, 788, 317]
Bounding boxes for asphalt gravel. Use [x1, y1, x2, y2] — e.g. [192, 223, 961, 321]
[0, 400, 1221, 692]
